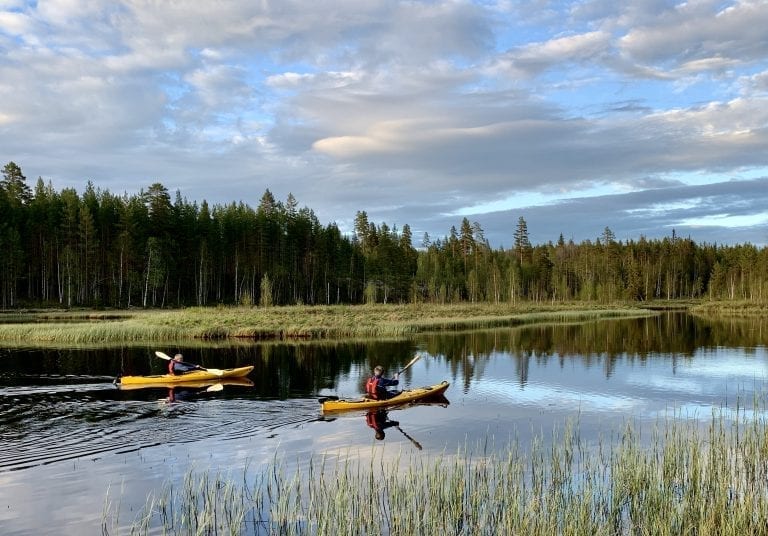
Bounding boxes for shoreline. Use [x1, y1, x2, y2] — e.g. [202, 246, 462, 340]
[0, 300, 762, 345]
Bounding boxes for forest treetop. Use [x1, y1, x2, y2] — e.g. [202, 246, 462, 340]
[1, 161, 765, 309]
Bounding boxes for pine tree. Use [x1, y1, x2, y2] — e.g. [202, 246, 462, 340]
[513, 216, 531, 263]
[1, 161, 32, 206]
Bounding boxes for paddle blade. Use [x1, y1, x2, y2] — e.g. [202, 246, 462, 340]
[155, 351, 172, 361]
[206, 383, 224, 392]
[206, 368, 225, 377]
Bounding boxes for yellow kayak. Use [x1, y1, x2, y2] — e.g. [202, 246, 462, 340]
[118, 376, 254, 391]
[321, 381, 449, 412]
[118, 366, 254, 385]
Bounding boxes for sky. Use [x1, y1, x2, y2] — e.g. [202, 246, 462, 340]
[1, 0, 767, 248]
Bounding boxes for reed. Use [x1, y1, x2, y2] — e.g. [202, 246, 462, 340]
[691, 300, 768, 317]
[104, 408, 768, 535]
[0, 303, 652, 344]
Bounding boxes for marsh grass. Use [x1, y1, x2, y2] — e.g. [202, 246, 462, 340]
[691, 300, 768, 317]
[0, 303, 652, 344]
[105, 409, 768, 535]
[3, 300, 765, 345]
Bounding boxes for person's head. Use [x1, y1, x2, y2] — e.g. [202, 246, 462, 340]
[174, 354, 183, 361]
[373, 365, 384, 377]
[375, 430, 385, 440]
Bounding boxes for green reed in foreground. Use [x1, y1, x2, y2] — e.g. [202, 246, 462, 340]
[103, 410, 768, 535]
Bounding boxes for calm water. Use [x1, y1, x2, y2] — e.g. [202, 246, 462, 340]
[1, 312, 767, 534]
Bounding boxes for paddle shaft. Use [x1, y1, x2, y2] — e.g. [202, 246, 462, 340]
[397, 353, 422, 375]
[155, 351, 208, 371]
[396, 425, 423, 450]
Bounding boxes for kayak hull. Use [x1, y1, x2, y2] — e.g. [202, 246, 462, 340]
[118, 377, 254, 391]
[321, 381, 449, 412]
[119, 365, 254, 385]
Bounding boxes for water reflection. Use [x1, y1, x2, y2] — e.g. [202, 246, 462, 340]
[418, 312, 768, 391]
[165, 383, 221, 403]
[2, 312, 767, 396]
[363, 392, 451, 445]
[366, 409, 400, 440]
[366, 409, 428, 450]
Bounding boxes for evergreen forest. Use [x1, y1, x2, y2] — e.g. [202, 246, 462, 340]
[1, 161, 766, 309]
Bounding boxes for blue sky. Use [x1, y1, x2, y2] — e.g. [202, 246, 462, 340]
[1, 0, 767, 247]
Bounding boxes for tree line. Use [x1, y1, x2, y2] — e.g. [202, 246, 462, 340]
[1, 161, 766, 309]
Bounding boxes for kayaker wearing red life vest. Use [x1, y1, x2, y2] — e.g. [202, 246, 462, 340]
[168, 353, 203, 375]
[365, 365, 399, 400]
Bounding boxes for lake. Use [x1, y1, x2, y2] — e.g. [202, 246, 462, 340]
[1, 311, 767, 534]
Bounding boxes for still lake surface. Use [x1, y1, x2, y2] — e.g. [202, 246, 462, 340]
[1, 311, 767, 534]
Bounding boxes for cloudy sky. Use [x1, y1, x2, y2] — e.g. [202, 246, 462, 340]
[1, 0, 767, 247]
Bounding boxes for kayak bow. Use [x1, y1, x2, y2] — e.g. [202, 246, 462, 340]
[321, 381, 449, 412]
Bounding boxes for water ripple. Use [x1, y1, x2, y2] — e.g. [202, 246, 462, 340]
[0, 379, 320, 473]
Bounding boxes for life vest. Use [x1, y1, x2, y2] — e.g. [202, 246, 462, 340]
[366, 411, 379, 429]
[168, 361, 175, 374]
[366, 375, 381, 399]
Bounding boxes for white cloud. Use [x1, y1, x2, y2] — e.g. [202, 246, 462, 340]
[0, 9, 31, 34]
[678, 56, 740, 73]
[739, 69, 768, 94]
[184, 64, 251, 109]
[0, 0, 767, 247]
[518, 30, 611, 65]
[266, 70, 362, 89]
[619, 0, 768, 72]
[677, 211, 768, 229]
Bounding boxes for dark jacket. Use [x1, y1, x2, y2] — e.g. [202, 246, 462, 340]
[365, 374, 399, 399]
[169, 360, 199, 375]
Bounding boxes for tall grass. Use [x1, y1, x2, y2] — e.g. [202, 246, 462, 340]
[5, 300, 766, 345]
[0, 303, 652, 344]
[104, 409, 768, 535]
[691, 300, 768, 317]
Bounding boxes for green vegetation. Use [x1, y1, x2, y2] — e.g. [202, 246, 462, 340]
[0, 303, 652, 344]
[104, 411, 768, 535]
[3, 161, 768, 310]
[690, 300, 768, 317]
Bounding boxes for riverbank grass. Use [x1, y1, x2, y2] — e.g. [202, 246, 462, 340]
[105, 410, 768, 535]
[0, 303, 653, 344]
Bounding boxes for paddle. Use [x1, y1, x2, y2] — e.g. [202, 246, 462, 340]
[396, 425, 423, 450]
[397, 353, 422, 375]
[154, 351, 224, 376]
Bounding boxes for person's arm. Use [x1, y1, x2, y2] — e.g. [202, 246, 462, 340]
[379, 376, 399, 387]
[177, 361, 200, 373]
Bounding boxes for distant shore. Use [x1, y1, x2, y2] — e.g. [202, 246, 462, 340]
[0, 300, 761, 345]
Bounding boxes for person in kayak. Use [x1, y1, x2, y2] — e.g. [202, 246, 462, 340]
[365, 365, 399, 400]
[168, 353, 203, 375]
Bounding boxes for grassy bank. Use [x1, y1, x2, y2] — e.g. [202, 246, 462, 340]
[0, 303, 654, 344]
[105, 411, 768, 535]
[690, 300, 768, 317]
